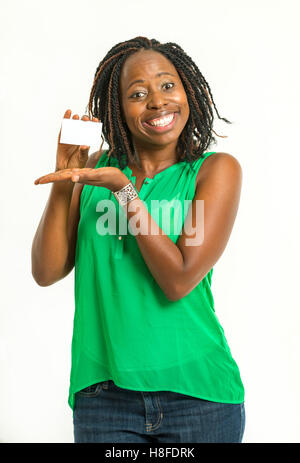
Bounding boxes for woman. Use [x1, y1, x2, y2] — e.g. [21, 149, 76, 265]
[32, 36, 245, 443]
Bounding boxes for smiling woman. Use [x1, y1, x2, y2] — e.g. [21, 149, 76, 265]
[32, 36, 245, 444]
[86, 37, 231, 170]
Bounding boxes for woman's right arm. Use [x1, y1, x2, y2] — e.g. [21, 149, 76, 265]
[31, 150, 103, 286]
[31, 109, 102, 286]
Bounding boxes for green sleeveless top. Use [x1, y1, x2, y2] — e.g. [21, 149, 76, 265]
[68, 150, 245, 411]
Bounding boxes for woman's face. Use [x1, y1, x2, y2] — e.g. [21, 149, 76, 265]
[119, 49, 190, 151]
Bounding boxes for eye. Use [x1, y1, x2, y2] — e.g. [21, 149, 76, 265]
[130, 91, 146, 99]
[163, 82, 175, 90]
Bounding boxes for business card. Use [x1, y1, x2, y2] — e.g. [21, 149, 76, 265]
[60, 118, 103, 146]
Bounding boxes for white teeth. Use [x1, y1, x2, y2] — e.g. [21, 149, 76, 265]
[147, 113, 174, 127]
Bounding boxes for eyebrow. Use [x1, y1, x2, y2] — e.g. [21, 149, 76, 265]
[126, 72, 176, 91]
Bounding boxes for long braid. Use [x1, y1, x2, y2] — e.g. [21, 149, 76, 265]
[107, 61, 119, 157]
[109, 57, 136, 168]
[86, 36, 231, 169]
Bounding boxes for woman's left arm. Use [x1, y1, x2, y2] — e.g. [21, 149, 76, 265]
[122, 153, 242, 301]
[34, 153, 242, 301]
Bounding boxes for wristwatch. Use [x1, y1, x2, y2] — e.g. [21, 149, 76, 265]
[112, 180, 139, 206]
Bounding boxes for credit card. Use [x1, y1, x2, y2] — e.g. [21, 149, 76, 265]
[60, 118, 103, 146]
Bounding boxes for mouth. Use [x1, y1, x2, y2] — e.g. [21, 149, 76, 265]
[142, 112, 178, 133]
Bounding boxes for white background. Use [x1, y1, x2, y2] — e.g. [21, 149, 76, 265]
[1, 0, 299, 443]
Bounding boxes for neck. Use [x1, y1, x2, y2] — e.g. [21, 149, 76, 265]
[128, 142, 179, 176]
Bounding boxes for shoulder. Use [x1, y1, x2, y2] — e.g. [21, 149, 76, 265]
[195, 152, 242, 190]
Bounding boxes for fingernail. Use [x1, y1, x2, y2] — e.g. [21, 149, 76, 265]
[72, 175, 80, 182]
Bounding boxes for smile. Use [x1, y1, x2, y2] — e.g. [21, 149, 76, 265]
[142, 112, 177, 132]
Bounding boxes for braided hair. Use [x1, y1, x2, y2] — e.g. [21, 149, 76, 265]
[86, 36, 231, 170]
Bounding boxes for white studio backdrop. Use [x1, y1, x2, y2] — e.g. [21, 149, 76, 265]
[0, 0, 299, 443]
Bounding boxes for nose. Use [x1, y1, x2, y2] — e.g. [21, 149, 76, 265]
[146, 90, 167, 110]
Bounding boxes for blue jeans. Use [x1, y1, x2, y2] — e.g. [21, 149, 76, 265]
[73, 380, 245, 443]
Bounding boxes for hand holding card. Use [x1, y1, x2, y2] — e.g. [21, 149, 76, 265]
[55, 109, 102, 171]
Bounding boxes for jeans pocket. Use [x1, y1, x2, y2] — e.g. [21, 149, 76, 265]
[77, 382, 103, 398]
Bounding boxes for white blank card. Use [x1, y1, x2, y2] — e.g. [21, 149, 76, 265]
[60, 118, 103, 146]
